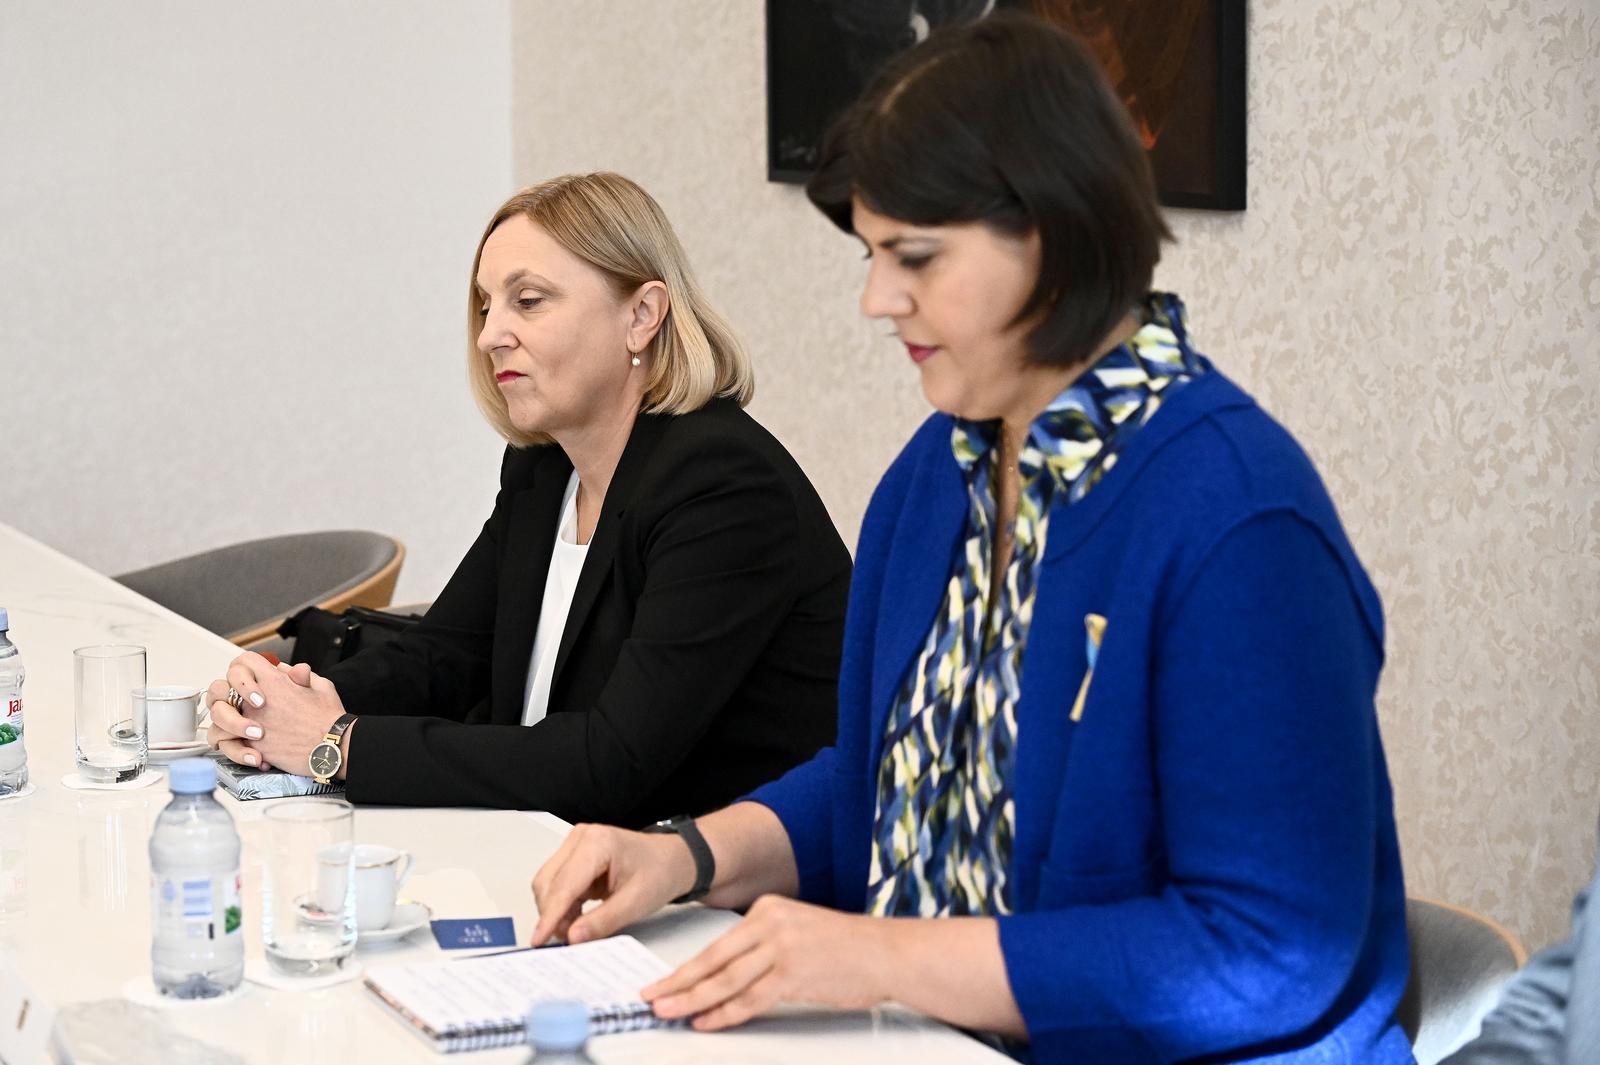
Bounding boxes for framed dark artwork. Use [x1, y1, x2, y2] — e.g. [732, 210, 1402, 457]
[766, 0, 1247, 211]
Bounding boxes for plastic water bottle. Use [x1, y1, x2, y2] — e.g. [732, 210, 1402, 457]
[149, 758, 244, 997]
[522, 1000, 598, 1063]
[0, 609, 27, 796]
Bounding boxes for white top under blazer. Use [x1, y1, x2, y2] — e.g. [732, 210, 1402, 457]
[521, 471, 588, 726]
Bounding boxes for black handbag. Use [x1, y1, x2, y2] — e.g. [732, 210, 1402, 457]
[275, 605, 423, 675]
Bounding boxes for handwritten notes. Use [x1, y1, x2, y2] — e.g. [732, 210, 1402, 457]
[365, 935, 672, 1044]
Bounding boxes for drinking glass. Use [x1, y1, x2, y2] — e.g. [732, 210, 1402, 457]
[262, 799, 357, 976]
[73, 645, 147, 783]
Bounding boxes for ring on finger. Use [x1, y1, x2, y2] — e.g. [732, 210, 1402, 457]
[226, 686, 245, 711]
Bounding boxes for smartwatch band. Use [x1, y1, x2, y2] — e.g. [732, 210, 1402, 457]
[643, 814, 714, 904]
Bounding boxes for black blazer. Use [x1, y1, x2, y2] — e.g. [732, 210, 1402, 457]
[327, 399, 850, 826]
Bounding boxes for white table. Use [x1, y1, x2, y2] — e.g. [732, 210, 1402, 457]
[0, 523, 1006, 1063]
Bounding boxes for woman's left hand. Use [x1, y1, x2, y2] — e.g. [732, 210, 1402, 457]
[641, 896, 891, 1031]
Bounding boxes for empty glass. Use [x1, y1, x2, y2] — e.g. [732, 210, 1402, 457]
[73, 645, 147, 783]
[261, 799, 357, 976]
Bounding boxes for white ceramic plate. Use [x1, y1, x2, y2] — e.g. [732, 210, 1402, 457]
[358, 900, 433, 946]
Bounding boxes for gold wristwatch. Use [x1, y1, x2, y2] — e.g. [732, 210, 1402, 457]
[309, 713, 357, 785]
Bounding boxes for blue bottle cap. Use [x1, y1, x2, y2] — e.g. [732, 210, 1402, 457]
[525, 999, 589, 1051]
[167, 757, 217, 794]
[0, 608, 9, 631]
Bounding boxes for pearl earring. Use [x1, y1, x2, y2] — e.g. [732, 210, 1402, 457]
[631, 355, 641, 367]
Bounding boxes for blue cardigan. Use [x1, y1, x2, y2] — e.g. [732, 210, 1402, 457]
[748, 371, 1414, 1063]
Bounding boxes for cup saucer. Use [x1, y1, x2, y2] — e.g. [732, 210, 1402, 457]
[358, 900, 433, 946]
[148, 735, 210, 761]
[295, 895, 343, 926]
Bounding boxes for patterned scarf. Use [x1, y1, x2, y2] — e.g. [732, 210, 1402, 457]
[866, 292, 1207, 918]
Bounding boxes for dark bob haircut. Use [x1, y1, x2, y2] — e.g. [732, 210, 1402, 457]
[807, 12, 1173, 368]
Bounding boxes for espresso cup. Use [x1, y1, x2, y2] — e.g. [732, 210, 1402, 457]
[314, 843, 415, 930]
[314, 841, 355, 916]
[349, 844, 414, 931]
[137, 686, 204, 745]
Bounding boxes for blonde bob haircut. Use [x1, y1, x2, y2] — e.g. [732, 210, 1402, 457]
[467, 172, 755, 447]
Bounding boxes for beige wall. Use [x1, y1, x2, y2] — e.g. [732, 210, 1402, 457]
[513, 0, 1600, 949]
[2, 0, 512, 606]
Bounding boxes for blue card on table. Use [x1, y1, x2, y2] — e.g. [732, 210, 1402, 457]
[430, 917, 517, 951]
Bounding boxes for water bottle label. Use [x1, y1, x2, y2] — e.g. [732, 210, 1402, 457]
[153, 871, 243, 940]
[0, 688, 20, 736]
[0, 689, 23, 774]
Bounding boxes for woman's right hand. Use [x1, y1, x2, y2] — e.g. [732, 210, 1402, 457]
[530, 824, 699, 946]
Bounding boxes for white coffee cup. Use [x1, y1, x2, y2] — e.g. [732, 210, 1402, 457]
[317, 843, 414, 931]
[314, 841, 355, 917]
[136, 686, 204, 744]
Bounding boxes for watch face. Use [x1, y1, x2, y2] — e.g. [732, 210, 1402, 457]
[308, 742, 340, 779]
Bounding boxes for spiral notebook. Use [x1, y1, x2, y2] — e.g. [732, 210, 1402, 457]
[364, 935, 675, 1052]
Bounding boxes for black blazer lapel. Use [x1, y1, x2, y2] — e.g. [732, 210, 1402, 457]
[549, 411, 671, 692]
[491, 448, 574, 724]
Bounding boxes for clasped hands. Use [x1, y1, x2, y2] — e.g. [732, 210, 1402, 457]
[204, 651, 348, 776]
[530, 824, 895, 1031]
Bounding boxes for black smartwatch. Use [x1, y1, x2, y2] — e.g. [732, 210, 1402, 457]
[642, 815, 715, 904]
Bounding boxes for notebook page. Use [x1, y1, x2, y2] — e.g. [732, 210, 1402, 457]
[365, 935, 672, 1036]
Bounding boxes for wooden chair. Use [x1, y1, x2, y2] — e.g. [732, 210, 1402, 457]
[1398, 896, 1527, 1064]
[115, 531, 404, 646]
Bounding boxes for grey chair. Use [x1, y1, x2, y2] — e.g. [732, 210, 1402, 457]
[116, 531, 405, 646]
[1398, 896, 1527, 1064]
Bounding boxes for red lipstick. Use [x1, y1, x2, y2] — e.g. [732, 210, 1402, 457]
[904, 342, 938, 364]
[495, 371, 524, 384]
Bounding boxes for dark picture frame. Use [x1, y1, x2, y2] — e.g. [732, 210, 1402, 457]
[766, 0, 1247, 211]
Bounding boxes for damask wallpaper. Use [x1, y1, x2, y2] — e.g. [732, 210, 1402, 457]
[512, 0, 1600, 949]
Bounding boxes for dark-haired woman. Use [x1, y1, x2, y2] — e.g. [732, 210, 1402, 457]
[529, 14, 1412, 1063]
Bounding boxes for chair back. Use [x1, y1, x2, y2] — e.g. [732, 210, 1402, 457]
[1397, 896, 1526, 1065]
[116, 530, 404, 645]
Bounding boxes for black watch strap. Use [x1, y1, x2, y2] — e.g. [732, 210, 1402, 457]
[642, 815, 714, 904]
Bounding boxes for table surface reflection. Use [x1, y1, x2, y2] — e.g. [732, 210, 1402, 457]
[0, 523, 1005, 1063]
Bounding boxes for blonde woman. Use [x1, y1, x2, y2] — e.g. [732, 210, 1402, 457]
[203, 174, 850, 825]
